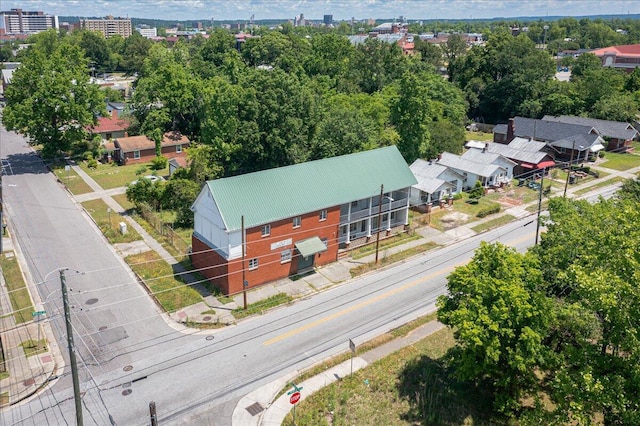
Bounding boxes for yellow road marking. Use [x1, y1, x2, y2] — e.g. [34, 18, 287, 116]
[263, 229, 536, 346]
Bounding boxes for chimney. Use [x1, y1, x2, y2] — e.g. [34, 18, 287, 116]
[124, 131, 128, 137]
[483, 143, 488, 153]
[507, 118, 515, 143]
[437, 153, 442, 161]
[111, 109, 118, 118]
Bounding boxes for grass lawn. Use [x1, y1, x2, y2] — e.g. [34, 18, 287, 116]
[573, 176, 627, 196]
[285, 326, 500, 426]
[81, 199, 142, 244]
[79, 161, 169, 190]
[51, 165, 93, 195]
[351, 242, 439, 277]
[526, 199, 550, 213]
[428, 193, 501, 232]
[465, 130, 494, 142]
[350, 232, 420, 260]
[233, 293, 293, 319]
[112, 193, 135, 212]
[0, 254, 33, 324]
[471, 214, 516, 233]
[0, 392, 8, 406]
[599, 152, 640, 171]
[133, 211, 191, 260]
[125, 250, 202, 312]
[19, 339, 47, 357]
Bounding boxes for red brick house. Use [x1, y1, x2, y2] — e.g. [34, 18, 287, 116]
[190, 146, 417, 295]
[114, 131, 189, 165]
[88, 109, 129, 141]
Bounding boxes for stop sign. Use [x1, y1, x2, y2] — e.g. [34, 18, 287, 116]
[289, 391, 301, 405]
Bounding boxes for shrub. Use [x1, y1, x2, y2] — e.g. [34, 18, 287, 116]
[598, 151, 605, 158]
[476, 204, 501, 218]
[150, 156, 168, 171]
[453, 192, 464, 200]
[87, 158, 98, 169]
[135, 165, 148, 176]
[83, 151, 93, 160]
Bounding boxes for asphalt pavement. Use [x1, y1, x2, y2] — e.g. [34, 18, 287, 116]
[1, 147, 638, 423]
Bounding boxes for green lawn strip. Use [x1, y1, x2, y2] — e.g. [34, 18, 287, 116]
[599, 152, 640, 171]
[0, 371, 8, 380]
[125, 251, 202, 312]
[112, 193, 135, 212]
[284, 326, 499, 426]
[350, 232, 420, 260]
[132, 211, 189, 260]
[0, 254, 33, 324]
[526, 199, 550, 213]
[79, 161, 169, 189]
[573, 176, 627, 196]
[471, 214, 516, 233]
[0, 391, 8, 406]
[19, 339, 47, 357]
[275, 313, 439, 401]
[233, 293, 293, 319]
[465, 130, 494, 142]
[350, 242, 439, 277]
[81, 199, 142, 244]
[51, 165, 93, 195]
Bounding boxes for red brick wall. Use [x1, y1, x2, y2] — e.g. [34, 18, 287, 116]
[192, 206, 341, 295]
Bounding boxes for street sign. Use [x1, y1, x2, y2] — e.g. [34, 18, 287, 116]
[32, 310, 46, 317]
[289, 392, 301, 405]
[349, 338, 356, 354]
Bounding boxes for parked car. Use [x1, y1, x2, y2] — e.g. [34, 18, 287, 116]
[130, 175, 165, 185]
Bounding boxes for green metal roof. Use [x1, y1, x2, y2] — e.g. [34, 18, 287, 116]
[295, 237, 327, 258]
[206, 146, 417, 232]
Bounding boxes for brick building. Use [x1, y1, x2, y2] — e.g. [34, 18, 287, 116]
[191, 146, 417, 295]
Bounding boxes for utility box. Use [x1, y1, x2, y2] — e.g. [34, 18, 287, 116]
[119, 222, 127, 235]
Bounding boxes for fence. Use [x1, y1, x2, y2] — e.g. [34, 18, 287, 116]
[138, 203, 191, 258]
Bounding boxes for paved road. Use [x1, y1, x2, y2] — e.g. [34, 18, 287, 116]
[0, 123, 630, 425]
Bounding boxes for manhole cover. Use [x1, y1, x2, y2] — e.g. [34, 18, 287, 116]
[202, 316, 212, 322]
[99, 326, 107, 331]
[123, 365, 133, 372]
[246, 402, 264, 416]
[205, 336, 214, 341]
[86, 298, 99, 305]
[122, 389, 132, 396]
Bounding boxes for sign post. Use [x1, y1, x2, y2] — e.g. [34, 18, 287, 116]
[32, 310, 46, 350]
[287, 382, 303, 425]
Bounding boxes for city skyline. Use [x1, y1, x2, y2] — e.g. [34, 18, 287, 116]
[1, 0, 638, 22]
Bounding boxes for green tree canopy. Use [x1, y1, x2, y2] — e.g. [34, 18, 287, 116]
[2, 30, 105, 158]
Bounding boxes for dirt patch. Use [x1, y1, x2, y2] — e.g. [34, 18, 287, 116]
[439, 212, 470, 229]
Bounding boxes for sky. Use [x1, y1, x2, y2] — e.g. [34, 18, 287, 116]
[1, 0, 638, 22]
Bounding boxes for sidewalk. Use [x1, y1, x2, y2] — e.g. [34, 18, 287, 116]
[0, 236, 59, 407]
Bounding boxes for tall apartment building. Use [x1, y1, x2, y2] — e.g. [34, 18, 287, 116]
[0, 8, 58, 35]
[136, 25, 157, 38]
[80, 16, 132, 38]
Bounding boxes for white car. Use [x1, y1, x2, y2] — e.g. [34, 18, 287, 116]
[131, 175, 165, 185]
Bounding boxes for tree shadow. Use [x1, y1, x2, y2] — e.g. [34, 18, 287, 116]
[398, 353, 501, 425]
[2, 152, 51, 176]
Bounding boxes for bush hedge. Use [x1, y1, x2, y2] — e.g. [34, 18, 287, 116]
[476, 204, 501, 218]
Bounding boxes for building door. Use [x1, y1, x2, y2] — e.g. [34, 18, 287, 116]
[297, 254, 314, 272]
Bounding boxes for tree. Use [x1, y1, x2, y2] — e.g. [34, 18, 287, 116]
[125, 177, 165, 210]
[437, 242, 553, 414]
[2, 30, 105, 158]
[185, 144, 223, 185]
[413, 38, 443, 70]
[570, 53, 601, 79]
[160, 179, 200, 227]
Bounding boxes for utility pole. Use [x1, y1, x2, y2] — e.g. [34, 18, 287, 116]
[374, 184, 384, 264]
[149, 401, 158, 426]
[61, 269, 83, 426]
[0, 166, 3, 255]
[535, 168, 545, 245]
[241, 215, 247, 310]
[563, 140, 576, 197]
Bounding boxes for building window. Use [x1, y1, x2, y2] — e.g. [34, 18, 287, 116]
[261, 224, 270, 237]
[176, 144, 182, 153]
[133, 150, 141, 159]
[281, 249, 292, 263]
[293, 216, 301, 228]
[249, 258, 258, 270]
[319, 209, 327, 221]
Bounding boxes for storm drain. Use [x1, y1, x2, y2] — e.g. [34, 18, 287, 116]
[246, 402, 264, 416]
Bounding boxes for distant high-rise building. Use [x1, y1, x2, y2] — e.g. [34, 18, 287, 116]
[294, 13, 306, 27]
[323, 15, 333, 25]
[136, 25, 157, 38]
[0, 8, 58, 35]
[80, 16, 132, 38]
